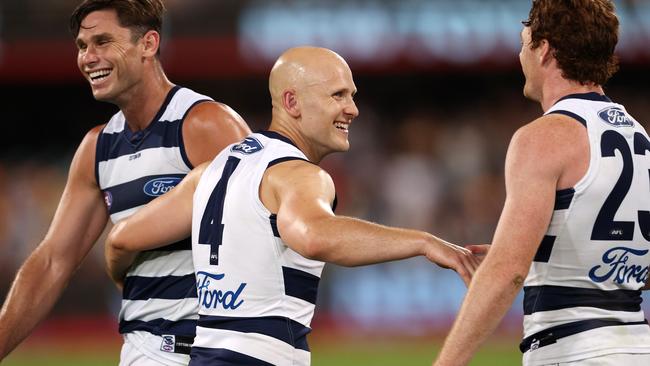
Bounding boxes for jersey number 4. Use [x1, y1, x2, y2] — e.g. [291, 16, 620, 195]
[198, 156, 241, 265]
[591, 131, 650, 241]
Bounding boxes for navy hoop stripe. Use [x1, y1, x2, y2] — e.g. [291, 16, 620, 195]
[533, 235, 556, 263]
[282, 266, 320, 304]
[523, 285, 642, 315]
[520, 318, 648, 353]
[123, 273, 198, 300]
[119, 318, 197, 338]
[197, 315, 310, 351]
[554, 188, 575, 210]
[189, 347, 274, 366]
[103, 173, 185, 214]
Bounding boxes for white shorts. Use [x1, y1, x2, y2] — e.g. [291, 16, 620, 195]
[119, 331, 191, 366]
[539, 353, 650, 366]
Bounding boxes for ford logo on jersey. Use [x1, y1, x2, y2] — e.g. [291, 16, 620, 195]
[588, 246, 649, 284]
[598, 107, 634, 127]
[143, 177, 182, 197]
[196, 271, 247, 310]
[231, 137, 263, 155]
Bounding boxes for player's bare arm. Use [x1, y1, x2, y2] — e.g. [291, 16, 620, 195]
[182, 101, 251, 166]
[434, 115, 588, 366]
[261, 160, 480, 285]
[0, 126, 109, 360]
[105, 163, 208, 285]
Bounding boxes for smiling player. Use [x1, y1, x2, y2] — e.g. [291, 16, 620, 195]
[106, 46, 483, 365]
[0, 1, 250, 365]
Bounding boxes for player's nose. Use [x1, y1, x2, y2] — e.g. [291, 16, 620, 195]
[344, 99, 359, 119]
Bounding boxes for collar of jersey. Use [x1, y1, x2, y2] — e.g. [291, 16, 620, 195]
[557, 92, 612, 104]
[257, 130, 298, 148]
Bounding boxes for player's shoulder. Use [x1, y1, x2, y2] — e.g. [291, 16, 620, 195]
[186, 100, 244, 125]
[513, 113, 586, 151]
[508, 113, 588, 175]
[267, 159, 331, 185]
[79, 123, 107, 151]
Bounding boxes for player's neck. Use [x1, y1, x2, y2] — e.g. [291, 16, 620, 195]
[268, 117, 323, 163]
[539, 77, 604, 112]
[119, 67, 174, 131]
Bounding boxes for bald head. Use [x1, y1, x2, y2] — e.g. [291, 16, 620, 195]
[269, 47, 351, 106]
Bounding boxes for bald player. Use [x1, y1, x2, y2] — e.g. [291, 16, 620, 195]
[105, 46, 483, 365]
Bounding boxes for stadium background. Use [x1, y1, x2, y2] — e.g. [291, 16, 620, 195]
[1, 0, 649, 364]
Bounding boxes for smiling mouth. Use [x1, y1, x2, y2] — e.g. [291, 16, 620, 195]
[88, 69, 112, 83]
[334, 121, 349, 132]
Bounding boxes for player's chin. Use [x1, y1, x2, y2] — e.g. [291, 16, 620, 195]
[92, 88, 116, 103]
[335, 141, 350, 153]
[91, 87, 108, 101]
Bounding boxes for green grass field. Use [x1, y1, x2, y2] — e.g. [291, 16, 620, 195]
[4, 338, 521, 365]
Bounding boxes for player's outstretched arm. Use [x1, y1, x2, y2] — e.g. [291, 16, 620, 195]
[262, 160, 480, 285]
[0, 126, 109, 360]
[182, 101, 251, 167]
[644, 275, 650, 291]
[105, 163, 207, 286]
[433, 116, 580, 366]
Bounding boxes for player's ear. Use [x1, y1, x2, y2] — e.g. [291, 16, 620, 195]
[141, 30, 160, 58]
[538, 39, 552, 66]
[282, 89, 300, 118]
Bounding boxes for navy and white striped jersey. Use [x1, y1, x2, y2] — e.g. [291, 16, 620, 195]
[190, 131, 325, 366]
[522, 93, 650, 365]
[96, 86, 212, 364]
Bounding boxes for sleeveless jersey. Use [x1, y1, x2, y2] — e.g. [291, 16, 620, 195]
[96, 86, 212, 363]
[522, 93, 650, 365]
[190, 131, 325, 366]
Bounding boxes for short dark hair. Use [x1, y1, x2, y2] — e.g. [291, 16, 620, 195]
[70, 0, 165, 42]
[523, 0, 619, 85]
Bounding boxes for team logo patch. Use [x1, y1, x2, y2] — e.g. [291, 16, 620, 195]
[598, 107, 634, 127]
[143, 177, 182, 197]
[231, 137, 264, 155]
[103, 191, 113, 210]
[160, 335, 175, 353]
[588, 246, 649, 284]
[196, 271, 247, 310]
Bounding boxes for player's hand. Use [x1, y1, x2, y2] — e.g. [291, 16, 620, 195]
[465, 244, 490, 264]
[424, 238, 481, 287]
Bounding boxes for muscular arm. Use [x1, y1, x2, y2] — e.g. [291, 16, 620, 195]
[0, 126, 108, 359]
[182, 101, 251, 166]
[105, 164, 207, 285]
[262, 161, 480, 285]
[433, 115, 588, 366]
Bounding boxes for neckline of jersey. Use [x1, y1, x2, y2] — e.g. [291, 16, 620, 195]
[258, 130, 298, 149]
[122, 85, 182, 146]
[557, 92, 612, 104]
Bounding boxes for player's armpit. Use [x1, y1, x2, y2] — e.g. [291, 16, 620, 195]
[105, 163, 207, 283]
[182, 101, 251, 166]
[261, 160, 337, 260]
[643, 276, 650, 291]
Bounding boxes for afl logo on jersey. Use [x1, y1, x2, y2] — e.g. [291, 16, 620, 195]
[598, 107, 634, 127]
[103, 191, 113, 210]
[143, 177, 182, 197]
[231, 137, 263, 155]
